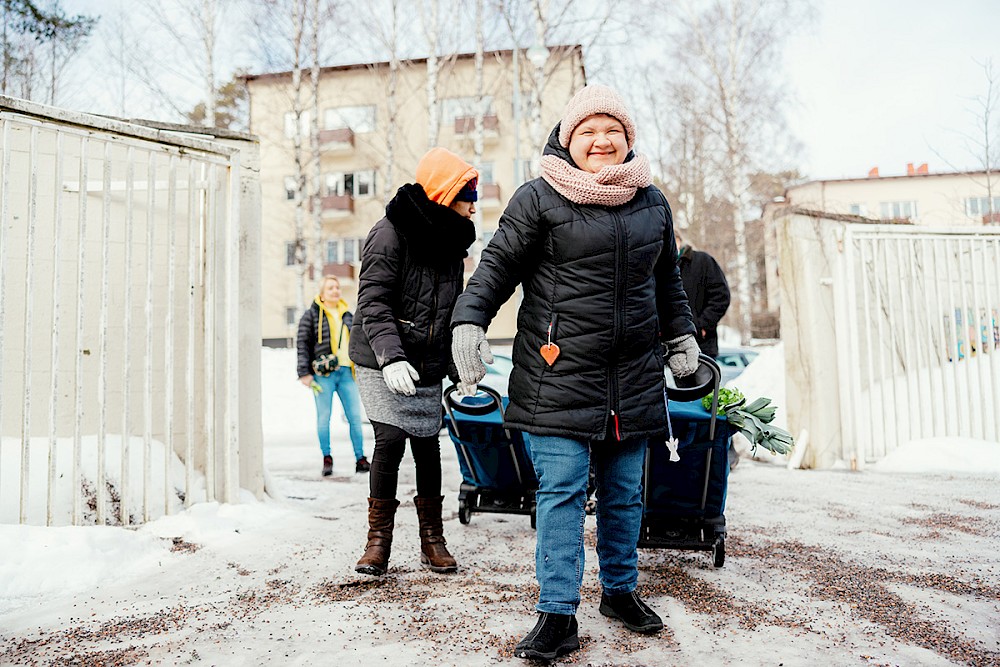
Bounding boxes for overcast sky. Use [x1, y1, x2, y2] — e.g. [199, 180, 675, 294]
[783, 0, 1000, 180]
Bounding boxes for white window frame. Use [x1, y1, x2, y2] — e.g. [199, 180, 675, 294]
[326, 239, 340, 264]
[324, 105, 377, 133]
[285, 242, 297, 266]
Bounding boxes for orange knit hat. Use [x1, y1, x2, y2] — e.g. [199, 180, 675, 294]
[415, 147, 479, 207]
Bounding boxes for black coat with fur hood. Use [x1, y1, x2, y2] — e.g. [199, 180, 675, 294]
[349, 183, 475, 385]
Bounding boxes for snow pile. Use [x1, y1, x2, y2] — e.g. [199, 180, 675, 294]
[0, 523, 169, 615]
[872, 437, 1000, 475]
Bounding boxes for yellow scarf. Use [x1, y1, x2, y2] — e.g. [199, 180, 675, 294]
[315, 296, 352, 367]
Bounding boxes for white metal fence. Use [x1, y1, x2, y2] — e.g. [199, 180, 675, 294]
[778, 211, 1000, 468]
[0, 97, 263, 526]
[841, 228, 1000, 463]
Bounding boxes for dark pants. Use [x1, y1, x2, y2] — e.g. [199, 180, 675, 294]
[369, 421, 442, 499]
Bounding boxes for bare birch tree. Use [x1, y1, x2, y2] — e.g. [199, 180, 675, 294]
[421, 0, 442, 148]
[663, 0, 810, 343]
[144, 0, 232, 128]
[494, 0, 621, 176]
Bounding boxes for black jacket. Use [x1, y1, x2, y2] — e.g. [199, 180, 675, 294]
[349, 183, 475, 386]
[677, 246, 731, 357]
[296, 302, 353, 378]
[451, 125, 695, 441]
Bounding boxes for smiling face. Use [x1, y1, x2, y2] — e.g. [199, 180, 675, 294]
[320, 277, 341, 303]
[568, 114, 629, 173]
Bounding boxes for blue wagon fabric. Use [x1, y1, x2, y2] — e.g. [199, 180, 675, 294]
[644, 399, 733, 519]
[444, 395, 537, 491]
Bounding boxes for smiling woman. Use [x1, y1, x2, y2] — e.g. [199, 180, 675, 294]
[567, 115, 629, 172]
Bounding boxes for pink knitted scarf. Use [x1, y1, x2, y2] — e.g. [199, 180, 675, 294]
[540, 153, 652, 207]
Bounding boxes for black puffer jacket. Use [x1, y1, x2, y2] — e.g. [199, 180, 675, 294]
[349, 183, 475, 386]
[678, 246, 731, 357]
[451, 126, 695, 441]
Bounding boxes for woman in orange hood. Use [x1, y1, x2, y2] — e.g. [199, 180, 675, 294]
[349, 147, 478, 576]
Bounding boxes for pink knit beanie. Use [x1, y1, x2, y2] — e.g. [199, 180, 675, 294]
[558, 84, 637, 150]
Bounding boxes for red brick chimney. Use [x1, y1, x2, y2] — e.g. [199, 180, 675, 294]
[916, 163, 928, 174]
[868, 166, 879, 178]
[906, 163, 915, 176]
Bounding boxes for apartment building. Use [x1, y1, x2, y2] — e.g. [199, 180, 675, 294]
[245, 46, 586, 344]
[765, 165, 1000, 226]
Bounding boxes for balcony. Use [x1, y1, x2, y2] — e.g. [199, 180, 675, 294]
[454, 114, 499, 142]
[319, 127, 354, 153]
[321, 194, 353, 218]
[479, 182, 501, 209]
[983, 212, 1000, 225]
[322, 262, 357, 280]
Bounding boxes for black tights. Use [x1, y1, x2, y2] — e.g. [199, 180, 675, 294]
[369, 421, 442, 499]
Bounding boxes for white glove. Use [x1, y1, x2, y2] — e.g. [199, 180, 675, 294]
[383, 360, 420, 396]
[666, 334, 700, 378]
[451, 324, 493, 395]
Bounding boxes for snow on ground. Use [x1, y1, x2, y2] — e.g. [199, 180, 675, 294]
[1, 347, 999, 666]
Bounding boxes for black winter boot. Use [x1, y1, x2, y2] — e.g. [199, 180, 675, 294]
[599, 590, 663, 633]
[355, 456, 371, 473]
[513, 613, 579, 661]
[321, 456, 333, 477]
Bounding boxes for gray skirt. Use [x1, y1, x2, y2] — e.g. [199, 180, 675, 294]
[355, 365, 444, 437]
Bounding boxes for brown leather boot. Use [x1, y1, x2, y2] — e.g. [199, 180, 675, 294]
[355, 498, 400, 576]
[414, 495, 458, 573]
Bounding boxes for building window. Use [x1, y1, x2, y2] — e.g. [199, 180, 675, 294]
[354, 169, 375, 197]
[324, 170, 376, 198]
[441, 96, 495, 125]
[283, 110, 311, 139]
[286, 307, 298, 326]
[326, 239, 339, 264]
[849, 203, 867, 216]
[284, 176, 296, 200]
[478, 162, 495, 184]
[879, 200, 917, 220]
[965, 196, 1000, 216]
[286, 242, 297, 266]
[343, 239, 357, 264]
[325, 105, 376, 133]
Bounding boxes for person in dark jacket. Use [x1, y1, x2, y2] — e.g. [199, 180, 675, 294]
[675, 229, 731, 357]
[451, 85, 700, 661]
[350, 147, 477, 577]
[296, 275, 368, 477]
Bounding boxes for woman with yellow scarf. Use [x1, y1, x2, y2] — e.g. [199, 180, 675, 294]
[296, 275, 369, 477]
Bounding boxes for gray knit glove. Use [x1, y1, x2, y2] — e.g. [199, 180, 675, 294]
[666, 334, 700, 379]
[383, 360, 420, 396]
[451, 324, 493, 395]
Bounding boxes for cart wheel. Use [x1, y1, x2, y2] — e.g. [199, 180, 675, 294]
[458, 499, 472, 525]
[529, 507, 537, 530]
[712, 537, 725, 568]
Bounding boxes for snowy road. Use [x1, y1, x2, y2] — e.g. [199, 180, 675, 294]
[3, 450, 999, 666]
[1, 349, 998, 666]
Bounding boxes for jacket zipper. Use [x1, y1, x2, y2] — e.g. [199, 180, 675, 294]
[609, 210, 627, 440]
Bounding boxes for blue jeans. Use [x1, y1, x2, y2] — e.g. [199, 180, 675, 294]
[524, 433, 647, 615]
[313, 366, 365, 461]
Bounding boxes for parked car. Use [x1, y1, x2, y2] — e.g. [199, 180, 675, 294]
[715, 347, 759, 386]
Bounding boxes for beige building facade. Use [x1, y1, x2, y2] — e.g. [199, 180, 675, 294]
[245, 47, 586, 344]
